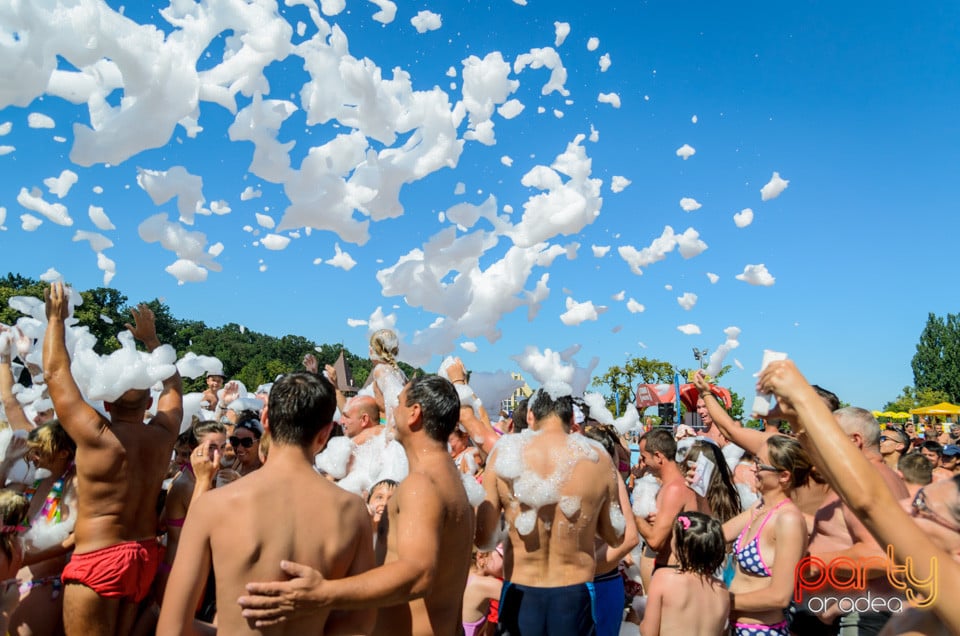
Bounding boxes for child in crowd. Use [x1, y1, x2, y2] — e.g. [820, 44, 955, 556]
[367, 479, 398, 563]
[639, 512, 729, 636]
[462, 546, 503, 636]
[0, 490, 30, 634]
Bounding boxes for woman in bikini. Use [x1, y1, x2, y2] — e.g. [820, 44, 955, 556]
[9, 420, 77, 636]
[723, 434, 810, 636]
[155, 420, 227, 600]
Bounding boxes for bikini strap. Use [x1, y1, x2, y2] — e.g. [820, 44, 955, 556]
[753, 498, 790, 538]
[735, 500, 765, 552]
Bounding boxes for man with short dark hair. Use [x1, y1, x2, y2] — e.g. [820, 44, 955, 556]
[476, 388, 626, 636]
[897, 452, 934, 498]
[636, 428, 707, 573]
[879, 425, 908, 471]
[158, 371, 374, 635]
[237, 375, 475, 636]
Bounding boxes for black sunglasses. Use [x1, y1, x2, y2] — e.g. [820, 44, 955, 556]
[229, 436, 257, 449]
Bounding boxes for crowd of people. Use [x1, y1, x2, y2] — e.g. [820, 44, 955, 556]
[0, 281, 958, 635]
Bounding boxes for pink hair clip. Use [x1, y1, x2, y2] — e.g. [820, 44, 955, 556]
[677, 515, 692, 530]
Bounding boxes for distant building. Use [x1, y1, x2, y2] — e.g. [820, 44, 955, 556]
[500, 372, 533, 414]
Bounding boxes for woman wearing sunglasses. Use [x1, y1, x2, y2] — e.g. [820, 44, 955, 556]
[722, 435, 811, 636]
[229, 420, 263, 477]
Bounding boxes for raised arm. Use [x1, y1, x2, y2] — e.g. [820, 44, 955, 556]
[693, 370, 769, 455]
[759, 361, 960, 626]
[42, 283, 104, 445]
[475, 448, 505, 551]
[126, 304, 182, 437]
[156, 496, 215, 636]
[0, 332, 32, 432]
[597, 469, 637, 569]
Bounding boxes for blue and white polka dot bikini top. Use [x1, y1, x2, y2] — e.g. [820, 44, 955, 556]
[734, 498, 790, 577]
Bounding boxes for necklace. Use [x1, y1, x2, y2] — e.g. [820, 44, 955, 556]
[23, 462, 74, 525]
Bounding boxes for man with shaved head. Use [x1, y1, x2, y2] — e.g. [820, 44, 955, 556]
[340, 395, 382, 444]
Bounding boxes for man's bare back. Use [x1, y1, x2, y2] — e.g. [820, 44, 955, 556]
[374, 452, 474, 636]
[188, 459, 373, 635]
[490, 429, 622, 586]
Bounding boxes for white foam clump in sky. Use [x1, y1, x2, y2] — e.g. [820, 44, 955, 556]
[500, 156, 513, 167]
[677, 292, 697, 310]
[0, 122, 11, 135]
[44, 170, 79, 198]
[707, 272, 720, 284]
[0, 207, 6, 230]
[27, 113, 55, 129]
[410, 10, 441, 33]
[554, 22, 570, 46]
[599, 53, 611, 72]
[461, 52, 519, 146]
[734, 208, 754, 228]
[138, 213, 222, 284]
[680, 197, 702, 212]
[610, 176, 631, 193]
[96, 253, 115, 286]
[626, 299, 644, 313]
[346, 318, 367, 328]
[21, 215, 43, 231]
[559, 296, 607, 326]
[677, 324, 701, 335]
[88, 205, 115, 230]
[255, 213, 275, 229]
[592, 245, 610, 258]
[598, 92, 621, 108]
[175, 352, 224, 379]
[0, 145, 14, 155]
[611, 290, 624, 301]
[73, 230, 113, 253]
[325, 243, 357, 271]
[760, 172, 789, 201]
[16, 188, 72, 226]
[736, 264, 776, 286]
[467, 370, 522, 414]
[676, 144, 696, 160]
[497, 99, 524, 119]
[71, 330, 178, 403]
[261, 234, 290, 250]
[618, 226, 708, 275]
[92, 186, 103, 194]
[240, 186, 261, 201]
[367, 0, 397, 23]
[509, 134, 601, 247]
[514, 48, 570, 96]
[136, 167, 206, 225]
[460, 341, 477, 353]
[704, 326, 741, 376]
[587, 37, 599, 51]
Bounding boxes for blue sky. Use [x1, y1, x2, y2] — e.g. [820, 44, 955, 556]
[0, 0, 957, 411]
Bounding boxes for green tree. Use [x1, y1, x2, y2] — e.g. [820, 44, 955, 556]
[0, 274, 46, 325]
[912, 312, 960, 402]
[883, 386, 952, 412]
[592, 356, 677, 415]
[74, 287, 129, 353]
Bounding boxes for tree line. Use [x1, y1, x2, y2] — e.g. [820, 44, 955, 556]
[0, 273, 420, 393]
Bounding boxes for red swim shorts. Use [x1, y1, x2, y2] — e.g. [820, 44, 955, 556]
[62, 538, 159, 603]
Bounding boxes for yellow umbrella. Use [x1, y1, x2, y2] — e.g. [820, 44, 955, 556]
[872, 410, 883, 418]
[892, 412, 912, 419]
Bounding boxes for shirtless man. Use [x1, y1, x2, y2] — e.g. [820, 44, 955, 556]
[475, 388, 625, 636]
[237, 375, 474, 636]
[636, 428, 707, 580]
[157, 371, 374, 636]
[340, 395, 382, 445]
[42, 282, 183, 636]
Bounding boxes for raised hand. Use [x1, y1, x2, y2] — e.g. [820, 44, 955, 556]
[44, 282, 70, 323]
[302, 353, 318, 374]
[125, 304, 159, 347]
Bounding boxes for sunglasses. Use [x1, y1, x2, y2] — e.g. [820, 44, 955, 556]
[879, 434, 904, 444]
[753, 458, 780, 472]
[911, 488, 960, 532]
[229, 436, 257, 449]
